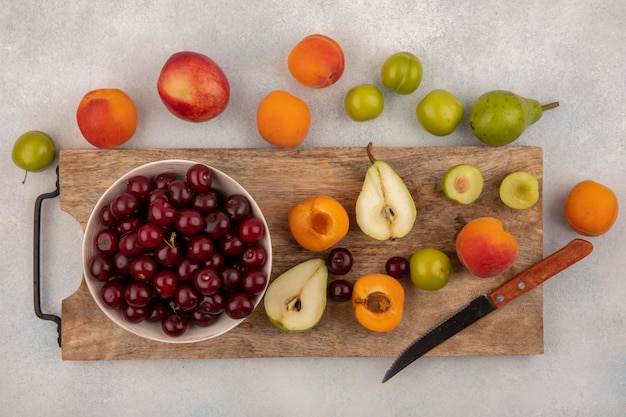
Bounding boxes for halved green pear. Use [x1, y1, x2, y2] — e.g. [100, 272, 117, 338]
[499, 171, 540, 209]
[355, 143, 417, 241]
[442, 164, 484, 204]
[264, 258, 328, 332]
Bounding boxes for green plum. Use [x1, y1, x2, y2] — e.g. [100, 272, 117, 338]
[12, 131, 56, 183]
[416, 89, 464, 136]
[381, 52, 423, 95]
[344, 84, 384, 121]
[499, 171, 540, 210]
[409, 248, 452, 291]
[442, 164, 483, 204]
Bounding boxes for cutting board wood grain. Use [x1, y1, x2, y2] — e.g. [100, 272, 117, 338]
[58, 146, 543, 361]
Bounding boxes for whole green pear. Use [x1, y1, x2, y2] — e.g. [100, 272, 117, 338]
[469, 90, 559, 146]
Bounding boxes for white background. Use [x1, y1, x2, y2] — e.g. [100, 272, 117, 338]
[1, 1, 624, 416]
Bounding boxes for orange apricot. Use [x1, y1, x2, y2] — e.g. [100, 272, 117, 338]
[288, 34, 345, 88]
[564, 180, 619, 236]
[76, 88, 138, 149]
[256, 90, 311, 147]
[455, 217, 518, 278]
[352, 274, 405, 332]
[288, 195, 349, 252]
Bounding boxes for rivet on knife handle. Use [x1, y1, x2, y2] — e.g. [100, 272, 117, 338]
[487, 239, 593, 308]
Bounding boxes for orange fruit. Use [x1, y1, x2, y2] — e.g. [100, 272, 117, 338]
[455, 217, 518, 278]
[564, 180, 618, 236]
[287, 34, 345, 88]
[256, 90, 311, 147]
[76, 88, 138, 149]
[288, 195, 349, 252]
[352, 273, 405, 333]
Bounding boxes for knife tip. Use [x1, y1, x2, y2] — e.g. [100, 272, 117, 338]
[381, 371, 392, 384]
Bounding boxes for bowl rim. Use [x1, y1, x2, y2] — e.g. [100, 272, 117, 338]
[82, 159, 272, 344]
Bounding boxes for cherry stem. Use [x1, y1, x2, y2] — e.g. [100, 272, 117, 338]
[164, 231, 177, 248]
[541, 101, 560, 111]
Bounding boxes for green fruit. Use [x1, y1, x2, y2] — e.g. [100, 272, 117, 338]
[416, 89, 464, 136]
[12, 131, 56, 183]
[263, 258, 328, 332]
[442, 164, 483, 204]
[344, 84, 384, 121]
[469, 90, 559, 146]
[499, 171, 540, 210]
[381, 52, 423, 95]
[409, 248, 452, 291]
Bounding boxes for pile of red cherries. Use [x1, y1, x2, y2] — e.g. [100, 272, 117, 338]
[87, 163, 268, 337]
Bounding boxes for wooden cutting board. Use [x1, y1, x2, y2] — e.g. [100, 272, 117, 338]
[58, 146, 543, 361]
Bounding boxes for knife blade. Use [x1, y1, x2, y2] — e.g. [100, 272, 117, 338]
[382, 238, 593, 383]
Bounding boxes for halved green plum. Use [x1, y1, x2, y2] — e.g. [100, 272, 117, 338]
[499, 171, 540, 209]
[442, 164, 484, 204]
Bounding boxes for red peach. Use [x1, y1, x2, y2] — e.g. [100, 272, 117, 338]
[455, 217, 519, 278]
[157, 51, 230, 122]
[288, 34, 345, 88]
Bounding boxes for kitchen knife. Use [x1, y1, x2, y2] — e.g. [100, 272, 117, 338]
[382, 238, 593, 383]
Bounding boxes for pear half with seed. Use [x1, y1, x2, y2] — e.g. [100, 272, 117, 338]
[264, 258, 328, 332]
[355, 143, 417, 240]
[499, 171, 540, 209]
[442, 164, 484, 204]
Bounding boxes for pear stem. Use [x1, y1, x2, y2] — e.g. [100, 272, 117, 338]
[541, 101, 560, 111]
[366, 142, 377, 164]
[21, 170, 28, 184]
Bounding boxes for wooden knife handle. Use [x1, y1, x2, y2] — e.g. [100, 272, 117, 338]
[487, 239, 593, 308]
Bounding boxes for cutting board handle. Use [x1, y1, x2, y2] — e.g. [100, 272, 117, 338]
[33, 166, 62, 347]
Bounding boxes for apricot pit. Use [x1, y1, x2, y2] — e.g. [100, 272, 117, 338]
[352, 274, 404, 332]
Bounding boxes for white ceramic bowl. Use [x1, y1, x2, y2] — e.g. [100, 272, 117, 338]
[82, 160, 272, 343]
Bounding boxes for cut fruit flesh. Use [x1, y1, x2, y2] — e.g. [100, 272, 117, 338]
[442, 164, 484, 204]
[499, 171, 540, 210]
[263, 258, 328, 332]
[355, 160, 417, 240]
[355, 143, 417, 241]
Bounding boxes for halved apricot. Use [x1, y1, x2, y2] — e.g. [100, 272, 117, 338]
[352, 273, 404, 332]
[288, 195, 349, 252]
